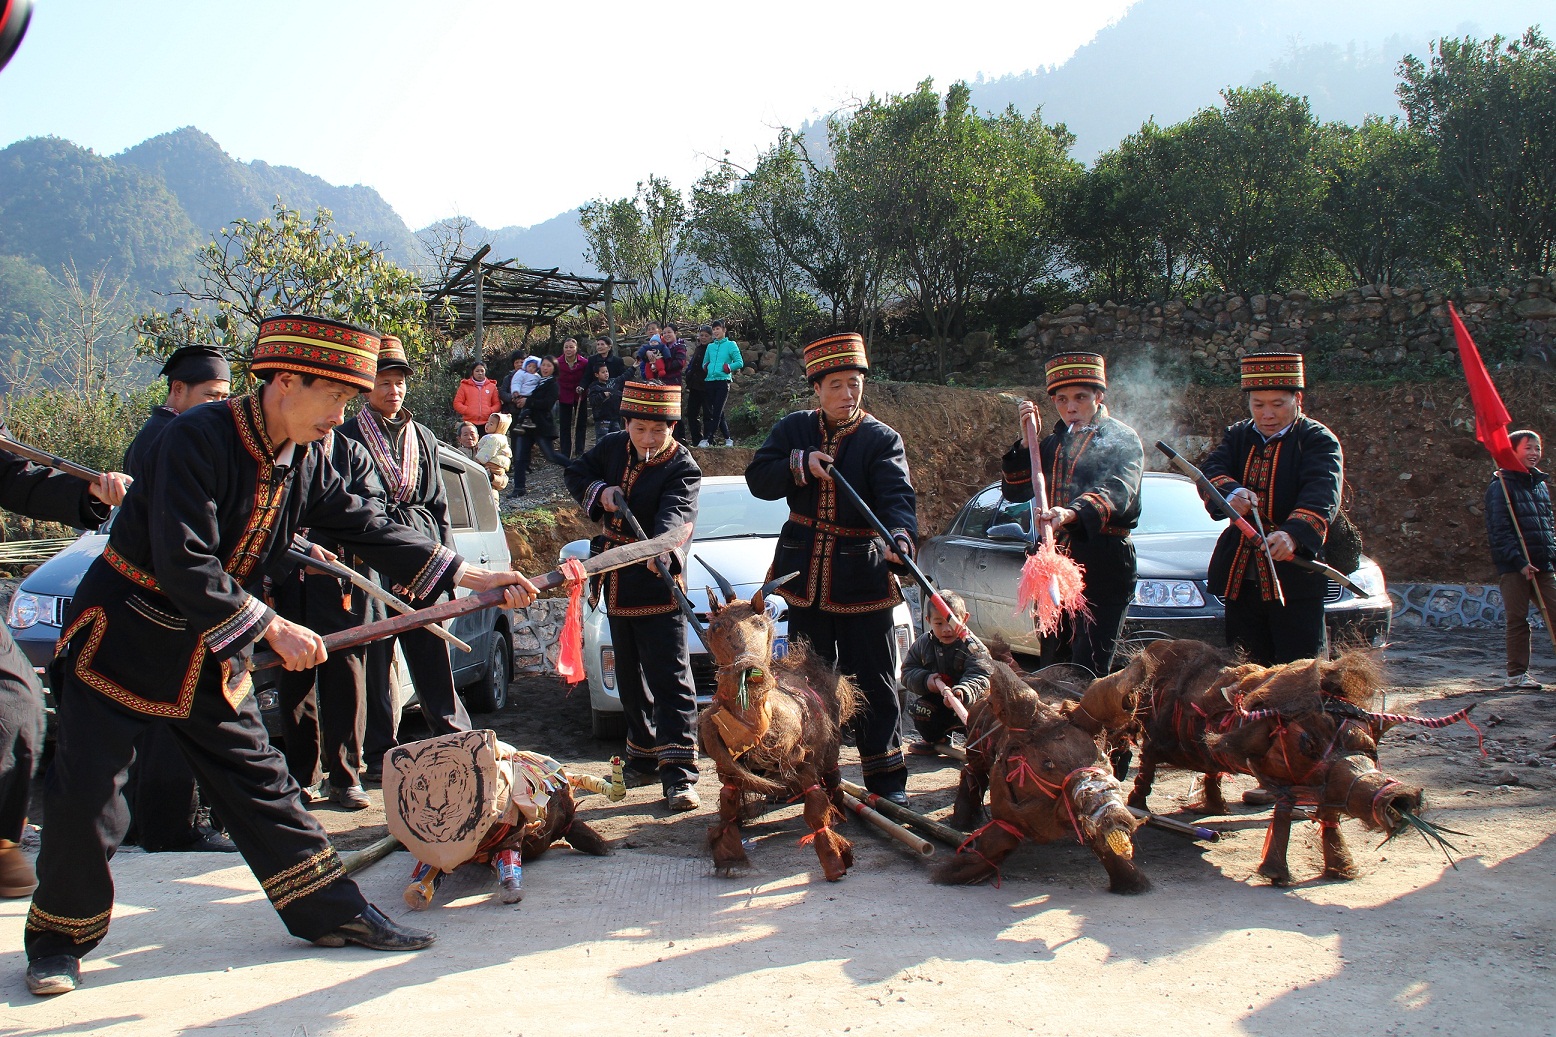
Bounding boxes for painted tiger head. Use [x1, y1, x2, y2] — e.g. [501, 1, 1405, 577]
[389, 732, 492, 844]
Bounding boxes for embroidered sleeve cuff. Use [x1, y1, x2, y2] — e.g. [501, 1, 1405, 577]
[790, 449, 808, 486]
[1284, 508, 1330, 553]
[890, 527, 915, 560]
[204, 594, 274, 659]
[583, 480, 609, 521]
[397, 545, 461, 602]
[1070, 491, 1113, 535]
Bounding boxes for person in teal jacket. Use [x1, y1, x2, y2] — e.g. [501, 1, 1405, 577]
[699, 318, 744, 447]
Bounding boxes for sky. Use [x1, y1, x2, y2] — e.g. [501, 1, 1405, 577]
[0, 0, 1136, 231]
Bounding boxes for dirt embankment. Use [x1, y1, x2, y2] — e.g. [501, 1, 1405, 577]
[501, 367, 1556, 587]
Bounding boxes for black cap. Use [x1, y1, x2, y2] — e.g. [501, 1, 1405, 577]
[161, 346, 231, 385]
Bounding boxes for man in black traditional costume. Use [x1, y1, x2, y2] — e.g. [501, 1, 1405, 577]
[564, 382, 703, 811]
[272, 427, 386, 809]
[745, 333, 917, 805]
[1001, 352, 1144, 677]
[337, 336, 470, 778]
[23, 316, 538, 996]
[1201, 352, 1343, 665]
[0, 447, 128, 900]
[120, 345, 239, 854]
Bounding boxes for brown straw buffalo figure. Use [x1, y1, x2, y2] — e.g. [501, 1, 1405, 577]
[696, 565, 860, 881]
[1082, 639, 1442, 886]
[934, 659, 1150, 893]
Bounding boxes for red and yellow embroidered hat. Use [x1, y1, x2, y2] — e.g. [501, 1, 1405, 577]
[253, 315, 380, 393]
[803, 332, 868, 383]
[618, 380, 681, 423]
[1240, 351, 1305, 392]
[376, 335, 412, 374]
[1045, 352, 1106, 394]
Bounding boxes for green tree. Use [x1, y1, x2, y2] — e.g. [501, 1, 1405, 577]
[579, 175, 693, 326]
[1398, 28, 1556, 277]
[135, 201, 430, 374]
[834, 79, 1078, 379]
[1165, 85, 1326, 293]
[1314, 117, 1446, 287]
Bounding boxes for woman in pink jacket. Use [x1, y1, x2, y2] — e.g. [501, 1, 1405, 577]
[553, 338, 591, 458]
[453, 360, 502, 428]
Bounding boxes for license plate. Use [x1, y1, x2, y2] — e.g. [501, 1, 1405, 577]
[772, 636, 789, 659]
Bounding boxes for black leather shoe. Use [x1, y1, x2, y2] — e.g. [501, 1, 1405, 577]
[186, 827, 239, 852]
[26, 954, 80, 995]
[882, 791, 910, 807]
[312, 904, 435, 951]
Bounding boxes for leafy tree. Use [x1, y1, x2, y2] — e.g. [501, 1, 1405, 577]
[687, 155, 812, 349]
[135, 201, 430, 375]
[579, 175, 693, 327]
[1165, 85, 1326, 293]
[1398, 28, 1556, 278]
[834, 79, 1078, 379]
[1314, 117, 1446, 287]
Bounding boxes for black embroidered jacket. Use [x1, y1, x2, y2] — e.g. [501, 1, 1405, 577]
[564, 432, 701, 618]
[123, 405, 178, 483]
[58, 394, 462, 719]
[745, 409, 917, 614]
[1200, 414, 1344, 601]
[1000, 406, 1144, 539]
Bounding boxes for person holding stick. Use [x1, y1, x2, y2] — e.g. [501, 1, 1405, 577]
[1485, 430, 1556, 689]
[1001, 353, 1143, 676]
[23, 316, 538, 996]
[1201, 353, 1343, 666]
[745, 332, 917, 805]
[902, 591, 990, 756]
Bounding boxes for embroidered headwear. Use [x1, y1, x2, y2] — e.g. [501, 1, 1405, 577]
[804, 332, 868, 384]
[1045, 352, 1106, 394]
[376, 335, 412, 374]
[160, 345, 230, 385]
[1240, 352, 1305, 392]
[618, 381, 681, 423]
[252, 315, 380, 393]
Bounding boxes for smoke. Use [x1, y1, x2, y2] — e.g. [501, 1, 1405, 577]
[1104, 353, 1208, 469]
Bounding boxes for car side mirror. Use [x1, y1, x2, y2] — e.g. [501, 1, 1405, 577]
[985, 522, 1030, 542]
[559, 539, 591, 564]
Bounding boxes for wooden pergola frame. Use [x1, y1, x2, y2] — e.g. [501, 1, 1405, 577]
[423, 245, 637, 354]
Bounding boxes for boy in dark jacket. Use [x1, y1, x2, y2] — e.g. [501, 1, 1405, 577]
[1486, 429, 1556, 688]
[901, 591, 991, 754]
[587, 365, 623, 443]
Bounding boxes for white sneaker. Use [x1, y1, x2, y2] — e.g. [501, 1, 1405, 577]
[1511, 672, 1544, 690]
[696, 439, 710, 448]
[723, 438, 734, 447]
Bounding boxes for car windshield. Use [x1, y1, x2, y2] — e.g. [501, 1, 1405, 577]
[1137, 476, 1227, 535]
[693, 482, 790, 540]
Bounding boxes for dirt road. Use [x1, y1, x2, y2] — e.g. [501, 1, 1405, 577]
[2, 628, 1551, 1035]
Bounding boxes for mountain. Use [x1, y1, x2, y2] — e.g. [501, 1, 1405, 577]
[117, 127, 417, 261]
[415, 209, 596, 279]
[965, 0, 1552, 161]
[0, 135, 202, 295]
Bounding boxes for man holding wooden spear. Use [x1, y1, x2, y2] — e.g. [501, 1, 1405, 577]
[23, 317, 538, 996]
[1485, 429, 1556, 689]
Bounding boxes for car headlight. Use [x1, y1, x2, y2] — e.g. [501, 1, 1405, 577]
[7, 591, 56, 630]
[1133, 580, 1205, 608]
[1347, 563, 1387, 599]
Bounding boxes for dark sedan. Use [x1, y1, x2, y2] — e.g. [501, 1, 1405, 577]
[922, 472, 1392, 658]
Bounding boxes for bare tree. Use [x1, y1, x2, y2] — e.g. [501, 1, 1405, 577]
[14, 261, 142, 393]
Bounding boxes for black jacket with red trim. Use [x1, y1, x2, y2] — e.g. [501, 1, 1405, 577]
[564, 431, 701, 617]
[745, 409, 917, 614]
[1200, 413, 1343, 601]
[1000, 406, 1143, 538]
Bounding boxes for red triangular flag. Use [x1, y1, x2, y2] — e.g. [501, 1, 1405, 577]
[1450, 303, 1526, 473]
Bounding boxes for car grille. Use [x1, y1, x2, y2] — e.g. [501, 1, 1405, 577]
[1213, 581, 1344, 606]
[690, 654, 718, 703]
[54, 597, 72, 626]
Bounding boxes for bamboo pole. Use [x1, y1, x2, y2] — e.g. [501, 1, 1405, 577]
[837, 791, 934, 857]
[839, 780, 966, 848]
[340, 833, 401, 875]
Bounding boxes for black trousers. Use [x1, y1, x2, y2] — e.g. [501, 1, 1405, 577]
[606, 610, 697, 792]
[680, 388, 705, 444]
[1225, 589, 1328, 666]
[511, 430, 568, 493]
[701, 381, 731, 441]
[26, 665, 365, 961]
[0, 628, 44, 844]
[910, 697, 965, 746]
[558, 401, 588, 457]
[787, 606, 906, 796]
[364, 621, 470, 769]
[275, 571, 370, 789]
[124, 724, 202, 851]
[1042, 597, 1133, 677]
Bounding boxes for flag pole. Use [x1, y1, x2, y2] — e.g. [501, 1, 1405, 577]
[1496, 470, 1556, 659]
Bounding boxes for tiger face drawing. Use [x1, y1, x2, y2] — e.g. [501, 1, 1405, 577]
[389, 732, 492, 844]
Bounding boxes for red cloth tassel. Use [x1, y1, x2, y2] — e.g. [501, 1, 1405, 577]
[555, 558, 588, 685]
[1017, 544, 1089, 637]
